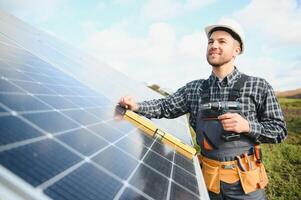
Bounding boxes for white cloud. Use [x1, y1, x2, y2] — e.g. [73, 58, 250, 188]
[235, 0, 301, 45]
[0, 0, 67, 23]
[141, 0, 216, 21]
[81, 22, 210, 90]
[237, 54, 300, 91]
[81, 20, 98, 34]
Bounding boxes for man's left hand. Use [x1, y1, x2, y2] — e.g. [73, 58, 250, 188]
[218, 113, 250, 134]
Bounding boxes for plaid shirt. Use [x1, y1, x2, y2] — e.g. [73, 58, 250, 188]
[137, 68, 287, 144]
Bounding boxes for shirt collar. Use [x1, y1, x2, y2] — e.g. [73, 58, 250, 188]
[208, 67, 241, 86]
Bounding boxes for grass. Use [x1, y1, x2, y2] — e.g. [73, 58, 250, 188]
[263, 98, 301, 200]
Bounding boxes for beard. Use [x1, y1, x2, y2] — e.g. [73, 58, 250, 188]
[206, 52, 232, 68]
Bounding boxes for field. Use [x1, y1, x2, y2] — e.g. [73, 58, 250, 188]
[263, 98, 301, 200]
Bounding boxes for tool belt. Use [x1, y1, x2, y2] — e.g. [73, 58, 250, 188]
[198, 153, 268, 194]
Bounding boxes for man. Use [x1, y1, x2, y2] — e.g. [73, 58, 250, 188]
[119, 19, 287, 200]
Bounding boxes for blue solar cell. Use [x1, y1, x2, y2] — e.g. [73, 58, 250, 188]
[23, 72, 59, 85]
[11, 80, 56, 95]
[172, 165, 199, 195]
[63, 96, 96, 107]
[0, 139, 82, 186]
[85, 107, 116, 120]
[45, 163, 122, 200]
[170, 182, 200, 200]
[127, 130, 154, 147]
[116, 136, 149, 160]
[0, 106, 7, 113]
[143, 150, 172, 177]
[36, 95, 78, 109]
[174, 153, 196, 175]
[151, 141, 174, 161]
[42, 84, 78, 95]
[22, 111, 80, 134]
[0, 78, 24, 93]
[92, 146, 138, 179]
[87, 123, 124, 142]
[119, 187, 148, 200]
[85, 96, 111, 106]
[0, 116, 43, 145]
[0, 67, 34, 81]
[62, 109, 100, 125]
[0, 93, 51, 111]
[56, 128, 108, 156]
[130, 164, 169, 200]
[106, 119, 135, 134]
[68, 86, 98, 96]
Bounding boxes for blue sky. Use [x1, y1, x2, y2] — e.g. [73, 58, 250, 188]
[0, 0, 300, 91]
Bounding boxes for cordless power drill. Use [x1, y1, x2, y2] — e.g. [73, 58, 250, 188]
[200, 101, 242, 141]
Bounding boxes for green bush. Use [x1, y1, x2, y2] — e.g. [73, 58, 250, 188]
[262, 98, 301, 199]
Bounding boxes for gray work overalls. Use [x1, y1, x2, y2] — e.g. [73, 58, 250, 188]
[196, 74, 267, 200]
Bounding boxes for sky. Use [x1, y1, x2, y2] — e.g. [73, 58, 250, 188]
[0, 0, 300, 91]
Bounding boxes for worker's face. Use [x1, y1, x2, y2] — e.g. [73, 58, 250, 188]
[206, 31, 241, 67]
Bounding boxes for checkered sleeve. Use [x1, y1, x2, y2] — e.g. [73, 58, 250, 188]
[247, 80, 287, 143]
[136, 84, 190, 119]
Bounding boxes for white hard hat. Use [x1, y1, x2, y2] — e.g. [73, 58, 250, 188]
[205, 18, 245, 54]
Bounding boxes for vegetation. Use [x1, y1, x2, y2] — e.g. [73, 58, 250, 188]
[263, 98, 301, 200]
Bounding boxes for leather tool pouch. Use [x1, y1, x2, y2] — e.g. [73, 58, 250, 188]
[237, 162, 268, 194]
[201, 161, 220, 193]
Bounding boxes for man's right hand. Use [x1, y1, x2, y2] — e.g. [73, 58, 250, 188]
[118, 95, 139, 111]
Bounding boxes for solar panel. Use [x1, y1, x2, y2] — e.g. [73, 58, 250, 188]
[0, 10, 209, 200]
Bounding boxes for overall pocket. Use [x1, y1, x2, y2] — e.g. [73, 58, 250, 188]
[202, 161, 220, 194]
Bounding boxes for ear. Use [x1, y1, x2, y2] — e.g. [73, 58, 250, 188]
[232, 40, 241, 58]
[234, 46, 241, 56]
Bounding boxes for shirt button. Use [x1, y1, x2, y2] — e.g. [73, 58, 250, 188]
[220, 82, 227, 87]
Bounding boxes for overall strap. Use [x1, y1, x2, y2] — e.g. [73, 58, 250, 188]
[200, 79, 210, 103]
[229, 74, 249, 101]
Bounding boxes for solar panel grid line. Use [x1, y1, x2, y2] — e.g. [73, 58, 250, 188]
[113, 128, 201, 197]
[40, 136, 148, 199]
[0, 90, 191, 172]
[0, 134, 47, 153]
[165, 144, 176, 200]
[36, 158, 85, 190]
[119, 187, 156, 200]
[0, 109, 123, 156]
[18, 131, 130, 191]
[6, 78, 61, 96]
[114, 133, 197, 179]
[123, 110, 195, 159]
[39, 127, 140, 191]
[135, 149, 200, 198]
[0, 66, 36, 82]
[10, 90, 108, 134]
[0, 70, 169, 169]
[0, 33, 115, 104]
[18, 46, 122, 103]
[112, 137, 158, 200]
[7, 81, 81, 101]
[0, 99, 124, 155]
[171, 181, 200, 199]
[113, 136, 200, 199]
[0, 68, 112, 109]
